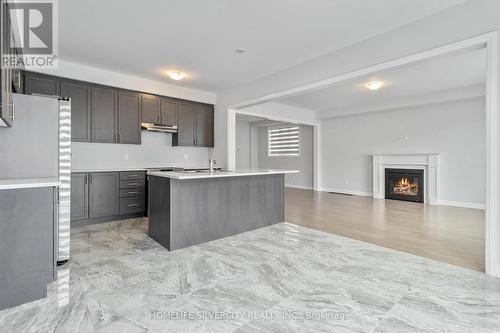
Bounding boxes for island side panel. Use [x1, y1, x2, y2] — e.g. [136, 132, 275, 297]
[148, 176, 171, 249]
[170, 174, 284, 250]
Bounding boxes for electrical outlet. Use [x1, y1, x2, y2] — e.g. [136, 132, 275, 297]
[184, 154, 188, 160]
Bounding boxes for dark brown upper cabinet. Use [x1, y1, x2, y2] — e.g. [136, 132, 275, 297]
[160, 97, 178, 126]
[61, 80, 91, 142]
[173, 102, 214, 147]
[195, 103, 214, 147]
[118, 91, 141, 144]
[141, 94, 160, 124]
[91, 87, 118, 143]
[24, 72, 60, 96]
[21, 71, 213, 147]
[174, 102, 196, 146]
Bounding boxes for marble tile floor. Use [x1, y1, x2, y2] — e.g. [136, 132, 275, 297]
[1, 217, 499, 332]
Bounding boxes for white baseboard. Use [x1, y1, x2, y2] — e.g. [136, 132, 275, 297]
[317, 188, 485, 209]
[438, 200, 485, 210]
[285, 184, 314, 190]
[319, 187, 372, 197]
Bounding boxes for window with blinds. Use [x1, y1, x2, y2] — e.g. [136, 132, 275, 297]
[268, 125, 300, 157]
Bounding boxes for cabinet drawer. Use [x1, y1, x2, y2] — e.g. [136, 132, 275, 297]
[120, 171, 145, 181]
[119, 179, 145, 189]
[119, 197, 145, 214]
[119, 188, 145, 198]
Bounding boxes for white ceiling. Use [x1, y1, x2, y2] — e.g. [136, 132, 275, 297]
[59, 0, 464, 92]
[277, 47, 487, 115]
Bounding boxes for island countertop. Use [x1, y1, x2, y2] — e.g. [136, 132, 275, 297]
[147, 169, 299, 180]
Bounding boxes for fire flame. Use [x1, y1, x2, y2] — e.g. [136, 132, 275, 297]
[392, 177, 419, 195]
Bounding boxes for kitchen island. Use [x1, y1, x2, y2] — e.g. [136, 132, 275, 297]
[147, 169, 298, 250]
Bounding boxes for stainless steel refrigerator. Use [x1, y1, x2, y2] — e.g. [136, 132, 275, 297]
[0, 93, 71, 262]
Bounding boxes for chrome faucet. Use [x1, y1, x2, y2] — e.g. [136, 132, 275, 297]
[209, 158, 216, 173]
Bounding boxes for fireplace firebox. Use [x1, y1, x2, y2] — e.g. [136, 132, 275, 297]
[385, 168, 424, 203]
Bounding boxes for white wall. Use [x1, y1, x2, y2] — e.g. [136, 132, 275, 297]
[257, 124, 314, 189]
[235, 120, 251, 169]
[320, 98, 486, 206]
[72, 131, 212, 171]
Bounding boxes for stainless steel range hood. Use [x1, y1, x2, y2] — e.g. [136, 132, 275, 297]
[141, 122, 178, 133]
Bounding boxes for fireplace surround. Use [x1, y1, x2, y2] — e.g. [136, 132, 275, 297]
[372, 154, 440, 205]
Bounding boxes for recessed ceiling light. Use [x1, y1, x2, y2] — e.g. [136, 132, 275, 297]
[366, 80, 384, 90]
[235, 48, 246, 54]
[167, 71, 186, 81]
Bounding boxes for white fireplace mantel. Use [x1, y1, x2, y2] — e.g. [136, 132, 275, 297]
[372, 154, 441, 205]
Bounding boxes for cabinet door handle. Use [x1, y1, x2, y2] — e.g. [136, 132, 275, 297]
[128, 183, 139, 186]
[84, 174, 88, 184]
[128, 203, 139, 207]
[128, 191, 139, 194]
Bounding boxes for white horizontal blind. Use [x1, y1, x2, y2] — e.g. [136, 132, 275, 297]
[268, 125, 300, 156]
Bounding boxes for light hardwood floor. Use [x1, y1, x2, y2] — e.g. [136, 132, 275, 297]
[284, 188, 485, 272]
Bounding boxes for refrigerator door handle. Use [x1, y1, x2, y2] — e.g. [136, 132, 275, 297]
[53, 187, 59, 279]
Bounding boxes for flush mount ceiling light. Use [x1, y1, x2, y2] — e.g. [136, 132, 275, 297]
[235, 48, 246, 54]
[365, 80, 384, 90]
[167, 71, 186, 81]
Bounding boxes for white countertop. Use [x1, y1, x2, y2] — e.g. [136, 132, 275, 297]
[71, 166, 210, 173]
[0, 178, 60, 190]
[147, 169, 299, 180]
[71, 168, 147, 173]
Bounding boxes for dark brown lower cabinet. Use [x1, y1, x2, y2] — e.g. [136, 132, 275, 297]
[71, 171, 145, 226]
[89, 172, 119, 218]
[119, 171, 146, 214]
[70, 173, 89, 221]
